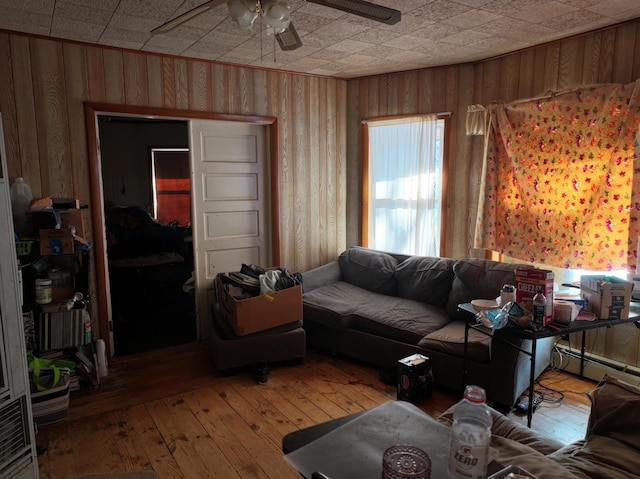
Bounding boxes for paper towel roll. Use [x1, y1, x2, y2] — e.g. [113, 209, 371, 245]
[96, 339, 108, 378]
[554, 300, 579, 324]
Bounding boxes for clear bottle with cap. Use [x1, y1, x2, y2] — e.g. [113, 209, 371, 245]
[532, 289, 546, 331]
[448, 385, 492, 479]
[10, 177, 33, 236]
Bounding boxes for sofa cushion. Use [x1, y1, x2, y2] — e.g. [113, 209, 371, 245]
[446, 259, 528, 320]
[302, 281, 370, 330]
[395, 256, 455, 307]
[585, 373, 640, 450]
[419, 321, 491, 362]
[338, 247, 398, 296]
[349, 298, 450, 344]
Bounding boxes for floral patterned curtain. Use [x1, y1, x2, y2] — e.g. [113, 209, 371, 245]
[475, 80, 640, 271]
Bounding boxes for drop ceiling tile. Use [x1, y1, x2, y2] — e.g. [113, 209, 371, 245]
[509, 1, 580, 22]
[442, 8, 503, 29]
[412, 0, 474, 22]
[545, 9, 607, 29]
[441, 29, 494, 46]
[360, 44, 407, 59]
[382, 34, 430, 50]
[326, 39, 373, 54]
[409, 23, 463, 41]
[587, 0, 640, 16]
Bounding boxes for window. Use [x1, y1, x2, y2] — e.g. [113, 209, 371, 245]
[151, 148, 191, 226]
[364, 114, 447, 256]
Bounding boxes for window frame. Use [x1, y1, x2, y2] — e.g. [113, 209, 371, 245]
[361, 113, 451, 256]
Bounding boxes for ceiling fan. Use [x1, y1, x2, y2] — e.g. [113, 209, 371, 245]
[151, 0, 401, 52]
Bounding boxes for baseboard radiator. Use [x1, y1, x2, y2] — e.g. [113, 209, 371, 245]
[554, 344, 640, 386]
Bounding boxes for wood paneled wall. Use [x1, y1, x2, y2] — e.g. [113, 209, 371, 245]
[2, 19, 640, 366]
[0, 32, 348, 276]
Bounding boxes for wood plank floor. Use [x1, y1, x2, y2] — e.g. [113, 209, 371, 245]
[35, 342, 598, 479]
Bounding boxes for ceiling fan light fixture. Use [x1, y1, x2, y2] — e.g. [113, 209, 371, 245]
[263, 0, 291, 36]
[227, 0, 259, 32]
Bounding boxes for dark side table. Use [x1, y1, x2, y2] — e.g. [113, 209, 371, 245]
[459, 302, 640, 427]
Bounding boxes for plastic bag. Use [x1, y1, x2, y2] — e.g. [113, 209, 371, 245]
[475, 301, 512, 329]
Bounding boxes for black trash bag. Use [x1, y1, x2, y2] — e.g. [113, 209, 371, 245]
[275, 268, 298, 290]
[240, 263, 266, 279]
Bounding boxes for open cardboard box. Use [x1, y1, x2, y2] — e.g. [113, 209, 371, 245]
[216, 273, 302, 336]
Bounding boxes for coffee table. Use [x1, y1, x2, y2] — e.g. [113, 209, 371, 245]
[283, 400, 507, 479]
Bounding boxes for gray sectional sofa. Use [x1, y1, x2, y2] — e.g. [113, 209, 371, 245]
[301, 246, 556, 408]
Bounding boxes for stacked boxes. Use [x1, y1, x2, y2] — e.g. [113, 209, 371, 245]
[515, 267, 554, 323]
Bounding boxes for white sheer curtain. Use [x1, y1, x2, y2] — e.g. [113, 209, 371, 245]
[367, 114, 443, 256]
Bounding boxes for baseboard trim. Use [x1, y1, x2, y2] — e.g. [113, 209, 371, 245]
[554, 344, 640, 386]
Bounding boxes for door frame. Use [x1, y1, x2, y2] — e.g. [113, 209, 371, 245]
[84, 102, 281, 357]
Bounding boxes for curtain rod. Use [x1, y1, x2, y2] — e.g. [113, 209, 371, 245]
[498, 82, 629, 107]
[361, 111, 452, 124]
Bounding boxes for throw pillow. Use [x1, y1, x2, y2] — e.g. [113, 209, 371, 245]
[395, 256, 455, 306]
[338, 246, 398, 295]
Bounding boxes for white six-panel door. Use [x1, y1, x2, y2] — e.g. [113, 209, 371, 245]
[189, 120, 271, 338]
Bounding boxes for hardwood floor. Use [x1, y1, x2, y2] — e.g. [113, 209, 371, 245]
[35, 342, 598, 479]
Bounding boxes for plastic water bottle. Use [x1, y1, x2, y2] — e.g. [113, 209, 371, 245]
[532, 289, 546, 331]
[10, 177, 33, 236]
[448, 385, 492, 479]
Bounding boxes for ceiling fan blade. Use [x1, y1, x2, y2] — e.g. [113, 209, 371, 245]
[306, 0, 401, 25]
[276, 22, 303, 51]
[151, 0, 227, 33]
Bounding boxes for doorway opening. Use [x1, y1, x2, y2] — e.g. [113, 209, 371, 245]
[85, 103, 282, 359]
[99, 116, 196, 356]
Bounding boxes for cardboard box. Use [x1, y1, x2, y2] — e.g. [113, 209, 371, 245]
[515, 267, 554, 323]
[39, 228, 73, 255]
[397, 354, 433, 403]
[580, 275, 633, 320]
[216, 273, 302, 336]
[58, 208, 87, 239]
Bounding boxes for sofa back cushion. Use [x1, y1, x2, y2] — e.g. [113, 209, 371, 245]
[586, 374, 640, 450]
[446, 259, 528, 320]
[395, 256, 455, 306]
[338, 246, 398, 295]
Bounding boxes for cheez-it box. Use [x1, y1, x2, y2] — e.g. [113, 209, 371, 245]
[515, 267, 554, 323]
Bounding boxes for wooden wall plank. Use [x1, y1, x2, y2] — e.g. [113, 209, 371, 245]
[500, 53, 521, 102]
[0, 34, 21, 183]
[31, 38, 72, 197]
[543, 44, 561, 92]
[517, 49, 535, 99]
[558, 37, 585, 90]
[598, 29, 616, 82]
[103, 49, 125, 104]
[187, 60, 210, 112]
[162, 57, 176, 108]
[612, 22, 638, 84]
[123, 51, 149, 106]
[581, 33, 602, 85]
[146, 55, 164, 108]
[62, 43, 91, 203]
[173, 59, 189, 110]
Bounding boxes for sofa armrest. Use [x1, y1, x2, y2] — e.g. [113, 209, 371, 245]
[488, 334, 555, 409]
[302, 261, 342, 292]
[439, 405, 565, 455]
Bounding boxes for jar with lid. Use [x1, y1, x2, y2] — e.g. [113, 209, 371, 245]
[35, 278, 52, 304]
[448, 385, 492, 479]
[500, 284, 516, 306]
